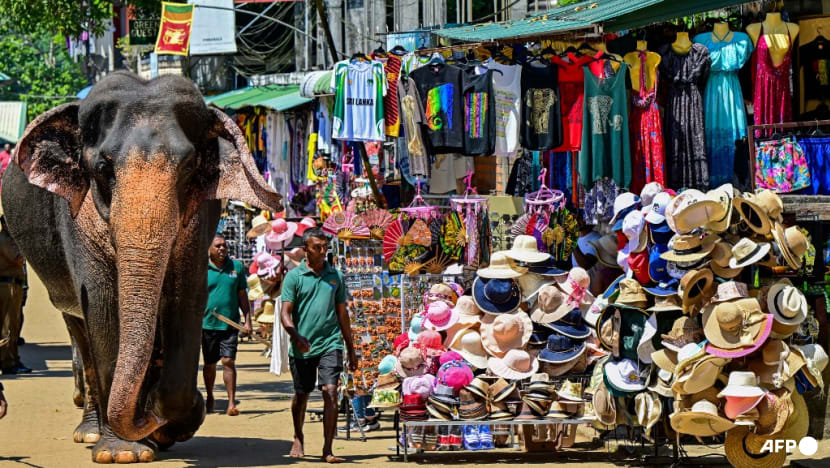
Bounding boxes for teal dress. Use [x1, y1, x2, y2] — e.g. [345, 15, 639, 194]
[579, 62, 631, 189]
[694, 32, 753, 188]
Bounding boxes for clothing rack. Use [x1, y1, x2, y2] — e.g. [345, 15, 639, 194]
[746, 119, 830, 189]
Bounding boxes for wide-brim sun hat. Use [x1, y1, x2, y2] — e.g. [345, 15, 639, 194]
[702, 297, 770, 350]
[728, 238, 771, 269]
[479, 311, 533, 358]
[423, 301, 460, 332]
[487, 349, 539, 380]
[704, 184, 735, 233]
[670, 399, 736, 437]
[724, 425, 785, 468]
[472, 277, 521, 315]
[673, 191, 727, 234]
[530, 284, 574, 324]
[504, 234, 551, 263]
[771, 223, 808, 270]
[660, 234, 718, 263]
[517, 272, 553, 303]
[476, 251, 527, 279]
[766, 279, 807, 327]
[449, 328, 489, 369]
[538, 332, 587, 364]
[733, 190, 782, 237]
[604, 358, 650, 394]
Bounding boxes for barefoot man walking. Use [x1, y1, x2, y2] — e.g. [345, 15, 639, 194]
[280, 227, 357, 463]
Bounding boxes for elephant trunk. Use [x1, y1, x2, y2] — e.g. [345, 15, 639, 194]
[107, 158, 179, 441]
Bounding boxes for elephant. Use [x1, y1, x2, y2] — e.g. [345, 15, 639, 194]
[1, 71, 281, 463]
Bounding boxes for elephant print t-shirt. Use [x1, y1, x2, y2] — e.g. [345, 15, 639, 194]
[410, 62, 464, 153]
[521, 62, 563, 151]
[331, 59, 387, 142]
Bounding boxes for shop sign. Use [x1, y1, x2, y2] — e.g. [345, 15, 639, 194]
[129, 11, 160, 46]
[188, 0, 238, 55]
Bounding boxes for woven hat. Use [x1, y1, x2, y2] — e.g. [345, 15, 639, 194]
[733, 189, 782, 236]
[489, 399, 513, 420]
[593, 381, 617, 426]
[704, 184, 736, 233]
[604, 358, 650, 395]
[395, 346, 427, 377]
[651, 348, 678, 373]
[431, 382, 459, 405]
[465, 377, 490, 400]
[660, 316, 703, 352]
[637, 306, 684, 363]
[530, 284, 573, 324]
[748, 340, 805, 389]
[487, 349, 539, 380]
[525, 373, 555, 401]
[423, 301, 459, 332]
[670, 399, 736, 437]
[635, 391, 663, 435]
[665, 189, 706, 234]
[546, 308, 590, 339]
[712, 281, 749, 303]
[255, 301, 275, 324]
[754, 390, 792, 436]
[792, 343, 828, 390]
[472, 277, 522, 315]
[544, 401, 574, 419]
[488, 378, 517, 402]
[505, 234, 551, 263]
[449, 328, 488, 369]
[710, 241, 743, 279]
[661, 234, 717, 263]
[771, 223, 808, 270]
[677, 269, 713, 312]
[673, 189, 727, 234]
[246, 214, 272, 238]
[480, 311, 532, 357]
[648, 294, 683, 312]
[476, 251, 527, 279]
[767, 279, 807, 328]
[557, 379, 584, 401]
[702, 297, 769, 350]
[645, 191, 673, 225]
[376, 372, 400, 390]
[458, 388, 488, 420]
[724, 425, 785, 468]
[729, 238, 771, 269]
[674, 354, 730, 395]
[517, 272, 552, 303]
[613, 278, 648, 308]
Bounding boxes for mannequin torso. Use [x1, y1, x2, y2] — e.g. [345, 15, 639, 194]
[624, 45, 661, 92]
[672, 32, 693, 55]
[746, 13, 799, 67]
[595, 43, 622, 73]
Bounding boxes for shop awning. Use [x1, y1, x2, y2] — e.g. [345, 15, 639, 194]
[299, 71, 333, 98]
[606, 0, 753, 32]
[434, 0, 663, 42]
[204, 85, 312, 112]
[0, 101, 27, 143]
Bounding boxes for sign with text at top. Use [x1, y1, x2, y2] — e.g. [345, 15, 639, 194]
[188, 0, 238, 55]
[154, 2, 194, 56]
[129, 10, 160, 46]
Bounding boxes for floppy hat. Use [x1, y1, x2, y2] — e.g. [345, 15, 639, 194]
[480, 311, 533, 357]
[556, 267, 594, 308]
[612, 278, 648, 308]
[673, 189, 726, 234]
[557, 380, 584, 401]
[452, 296, 481, 326]
[538, 332, 586, 364]
[547, 308, 590, 339]
[247, 214, 271, 238]
[644, 279, 679, 297]
[408, 314, 423, 342]
[665, 189, 706, 234]
[487, 349, 539, 380]
[660, 234, 717, 263]
[710, 241, 743, 279]
[378, 354, 397, 375]
[733, 189, 782, 236]
[771, 223, 808, 270]
[645, 191, 672, 225]
[635, 391, 663, 436]
[753, 390, 792, 436]
[449, 329, 488, 369]
[724, 425, 785, 468]
[660, 316, 704, 352]
[702, 297, 770, 350]
[712, 281, 749, 303]
[527, 257, 568, 277]
[728, 238, 771, 269]
[265, 218, 298, 249]
[648, 294, 683, 312]
[517, 272, 553, 302]
[255, 251, 282, 277]
[622, 210, 648, 254]
[670, 399, 736, 437]
[589, 234, 622, 268]
[438, 361, 474, 391]
[747, 340, 805, 389]
[529, 322, 553, 346]
[675, 354, 730, 395]
[637, 306, 684, 363]
[583, 275, 624, 327]
[393, 334, 410, 355]
[593, 381, 617, 426]
[604, 358, 650, 395]
[476, 251, 527, 279]
[610, 192, 641, 229]
[651, 348, 678, 373]
[294, 217, 316, 236]
[792, 343, 828, 390]
[376, 372, 401, 390]
[530, 284, 573, 324]
[425, 282, 459, 306]
[767, 279, 807, 328]
[724, 394, 766, 419]
[677, 268, 714, 312]
[704, 184, 736, 232]
[439, 350, 464, 365]
[402, 374, 436, 399]
[395, 346, 426, 377]
[472, 277, 521, 315]
[718, 371, 766, 398]
[504, 234, 551, 263]
[423, 301, 459, 332]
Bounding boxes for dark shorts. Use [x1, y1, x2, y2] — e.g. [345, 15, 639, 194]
[201, 329, 238, 365]
[289, 349, 343, 394]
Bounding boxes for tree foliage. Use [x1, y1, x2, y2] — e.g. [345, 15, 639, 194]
[0, 0, 114, 37]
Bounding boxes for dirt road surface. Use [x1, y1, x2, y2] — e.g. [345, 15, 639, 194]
[0, 272, 828, 467]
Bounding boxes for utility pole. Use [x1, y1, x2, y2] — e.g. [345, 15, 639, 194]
[312, 0, 387, 209]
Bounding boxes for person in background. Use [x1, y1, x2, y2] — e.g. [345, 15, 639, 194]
[202, 234, 252, 416]
[0, 212, 29, 375]
[0, 144, 11, 175]
[281, 227, 357, 464]
[0, 381, 7, 419]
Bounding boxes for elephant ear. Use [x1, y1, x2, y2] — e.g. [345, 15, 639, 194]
[15, 102, 88, 218]
[206, 107, 283, 212]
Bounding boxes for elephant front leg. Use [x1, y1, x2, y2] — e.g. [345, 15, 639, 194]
[92, 426, 158, 464]
[64, 314, 101, 444]
[70, 333, 85, 408]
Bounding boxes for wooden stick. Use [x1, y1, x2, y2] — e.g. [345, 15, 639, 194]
[210, 311, 272, 348]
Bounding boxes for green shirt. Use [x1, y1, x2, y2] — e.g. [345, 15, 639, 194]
[203, 259, 248, 331]
[282, 260, 346, 358]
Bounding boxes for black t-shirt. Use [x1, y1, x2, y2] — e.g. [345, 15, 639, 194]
[461, 66, 496, 155]
[410, 62, 464, 153]
[521, 62, 563, 151]
[801, 38, 830, 99]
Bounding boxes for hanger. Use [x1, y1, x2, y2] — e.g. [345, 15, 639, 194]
[390, 45, 408, 55]
[524, 168, 564, 209]
[451, 170, 488, 212]
[578, 42, 597, 53]
[426, 52, 445, 65]
[400, 179, 442, 219]
[351, 52, 371, 62]
[812, 117, 827, 136]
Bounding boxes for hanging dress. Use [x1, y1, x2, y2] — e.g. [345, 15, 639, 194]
[551, 53, 593, 152]
[579, 61, 631, 189]
[753, 25, 793, 134]
[659, 44, 711, 190]
[694, 31, 753, 187]
[629, 51, 666, 194]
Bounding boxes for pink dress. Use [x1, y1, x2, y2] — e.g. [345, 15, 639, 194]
[629, 51, 665, 194]
[753, 25, 792, 135]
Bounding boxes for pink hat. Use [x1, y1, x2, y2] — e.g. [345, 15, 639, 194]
[556, 267, 594, 308]
[439, 350, 464, 365]
[705, 315, 774, 358]
[423, 301, 459, 332]
[255, 251, 281, 277]
[265, 218, 298, 250]
[724, 394, 766, 419]
[415, 330, 445, 357]
[295, 217, 316, 236]
[402, 374, 436, 398]
[437, 361, 474, 391]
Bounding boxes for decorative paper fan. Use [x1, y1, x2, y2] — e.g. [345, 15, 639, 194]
[388, 244, 427, 274]
[424, 247, 453, 275]
[382, 220, 404, 262]
[322, 211, 370, 240]
[363, 209, 394, 240]
[511, 213, 531, 236]
[402, 218, 432, 247]
[440, 212, 466, 260]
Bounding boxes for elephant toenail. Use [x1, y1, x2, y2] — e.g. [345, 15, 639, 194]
[94, 451, 113, 463]
[85, 433, 101, 443]
[139, 450, 155, 462]
[114, 451, 137, 463]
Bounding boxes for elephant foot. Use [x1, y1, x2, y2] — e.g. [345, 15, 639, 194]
[91, 434, 157, 464]
[73, 408, 101, 444]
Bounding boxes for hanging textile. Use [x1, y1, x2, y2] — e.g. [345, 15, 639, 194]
[753, 25, 793, 135]
[629, 51, 666, 194]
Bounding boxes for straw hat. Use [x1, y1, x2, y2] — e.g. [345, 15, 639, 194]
[792, 343, 828, 390]
[704, 184, 736, 232]
[665, 189, 705, 234]
[674, 354, 729, 395]
[702, 297, 770, 350]
[660, 316, 704, 352]
[771, 223, 808, 270]
[613, 278, 648, 308]
[724, 425, 785, 468]
[748, 340, 805, 389]
[710, 241, 743, 279]
[464, 377, 490, 400]
[733, 190, 783, 236]
[670, 399, 736, 437]
[729, 238, 771, 269]
[677, 268, 714, 312]
[766, 279, 807, 328]
[635, 391, 663, 435]
[255, 301, 275, 324]
[472, 277, 522, 315]
[711, 281, 749, 303]
[517, 272, 552, 303]
[593, 381, 617, 426]
[480, 311, 533, 357]
[247, 214, 271, 238]
[476, 251, 527, 279]
[504, 235, 550, 263]
[660, 234, 717, 263]
[557, 380, 584, 401]
[651, 348, 678, 373]
[673, 189, 727, 234]
[449, 328, 488, 369]
[487, 349, 539, 380]
[530, 284, 573, 324]
[488, 378, 517, 402]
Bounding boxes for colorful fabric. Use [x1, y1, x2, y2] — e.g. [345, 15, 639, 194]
[753, 25, 793, 135]
[384, 54, 402, 137]
[629, 51, 666, 194]
[465, 92, 488, 138]
[331, 59, 387, 142]
[695, 32, 753, 187]
[582, 177, 621, 226]
[551, 53, 592, 152]
[754, 136, 811, 193]
[426, 84, 454, 131]
[795, 137, 830, 195]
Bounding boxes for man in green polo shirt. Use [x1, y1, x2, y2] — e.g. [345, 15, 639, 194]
[202, 234, 252, 416]
[281, 227, 356, 464]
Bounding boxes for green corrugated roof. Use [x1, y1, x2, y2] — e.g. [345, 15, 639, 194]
[204, 85, 311, 111]
[606, 0, 751, 31]
[435, 0, 662, 41]
[0, 101, 27, 143]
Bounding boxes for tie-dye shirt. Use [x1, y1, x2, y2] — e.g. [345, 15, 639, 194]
[330, 59, 387, 142]
[410, 62, 465, 153]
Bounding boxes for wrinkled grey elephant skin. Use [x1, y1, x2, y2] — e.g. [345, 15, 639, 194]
[1, 71, 281, 464]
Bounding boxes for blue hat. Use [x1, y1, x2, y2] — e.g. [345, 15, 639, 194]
[604, 275, 625, 299]
[546, 308, 590, 339]
[529, 323, 553, 345]
[650, 223, 673, 244]
[644, 279, 679, 297]
[472, 277, 521, 315]
[378, 354, 398, 375]
[527, 257, 567, 277]
[648, 244, 671, 283]
[538, 332, 586, 364]
[611, 206, 636, 232]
